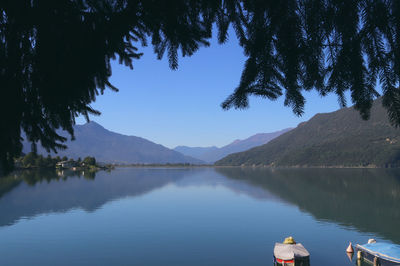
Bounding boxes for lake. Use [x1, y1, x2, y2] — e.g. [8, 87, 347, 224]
[0, 167, 399, 265]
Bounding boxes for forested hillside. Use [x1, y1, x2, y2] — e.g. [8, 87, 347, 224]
[216, 99, 400, 167]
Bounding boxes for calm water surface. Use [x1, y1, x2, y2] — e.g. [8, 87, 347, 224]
[0, 167, 399, 265]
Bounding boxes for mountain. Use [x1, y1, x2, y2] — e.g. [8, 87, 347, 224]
[174, 146, 219, 161]
[22, 122, 204, 164]
[216, 98, 400, 167]
[174, 128, 292, 163]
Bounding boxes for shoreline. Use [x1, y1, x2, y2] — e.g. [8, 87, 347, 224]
[8, 164, 400, 172]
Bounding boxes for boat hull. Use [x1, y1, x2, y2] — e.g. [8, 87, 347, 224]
[355, 245, 400, 266]
[273, 256, 310, 266]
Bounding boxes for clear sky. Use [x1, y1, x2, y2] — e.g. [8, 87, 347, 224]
[76, 28, 348, 149]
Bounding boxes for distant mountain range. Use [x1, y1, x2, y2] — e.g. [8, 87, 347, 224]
[216, 98, 400, 167]
[22, 122, 204, 164]
[174, 128, 292, 163]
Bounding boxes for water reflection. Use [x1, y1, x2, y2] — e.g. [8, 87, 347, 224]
[216, 167, 400, 244]
[0, 168, 187, 227]
[1, 167, 399, 246]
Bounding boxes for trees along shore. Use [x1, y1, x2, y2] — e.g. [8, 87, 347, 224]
[13, 153, 114, 171]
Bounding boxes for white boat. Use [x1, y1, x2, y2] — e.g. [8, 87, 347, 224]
[273, 237, 310, 266]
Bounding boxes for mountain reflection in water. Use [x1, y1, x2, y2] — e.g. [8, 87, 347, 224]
[216, 167, 400, 244]
[0, 167, 399, 245]
[0, 168, 186, 226]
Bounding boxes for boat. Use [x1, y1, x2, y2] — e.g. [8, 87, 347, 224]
[355, 240, 400, 266]
[273, 237, 310, 266]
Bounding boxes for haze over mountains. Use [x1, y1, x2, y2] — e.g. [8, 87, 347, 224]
[216, 98, 400, 167]
[22, 122, 292, 165]
[22, 122, 203, 164]
[174, 128, 292, 163]
[19, 98, 400, 168]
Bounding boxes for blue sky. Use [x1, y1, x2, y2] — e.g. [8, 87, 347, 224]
[77, 29, 347, 149]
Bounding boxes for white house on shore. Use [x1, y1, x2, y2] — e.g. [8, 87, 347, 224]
[56, 161, 75, 169]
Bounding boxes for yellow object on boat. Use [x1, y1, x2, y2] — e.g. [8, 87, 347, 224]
[283, 236, 296, 244]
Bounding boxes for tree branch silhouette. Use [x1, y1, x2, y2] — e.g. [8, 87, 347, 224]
[1, 0, 400, 173]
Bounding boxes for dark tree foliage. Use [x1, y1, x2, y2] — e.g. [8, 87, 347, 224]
[83, 156, 96, 166]
[1, 0, 400, 173]
[221, 0, 400, 121]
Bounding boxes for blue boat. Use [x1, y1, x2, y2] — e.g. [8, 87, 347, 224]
[355, 242, 400, 266]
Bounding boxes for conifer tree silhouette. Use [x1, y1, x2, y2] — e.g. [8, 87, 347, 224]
[1, 0, 400, 173]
